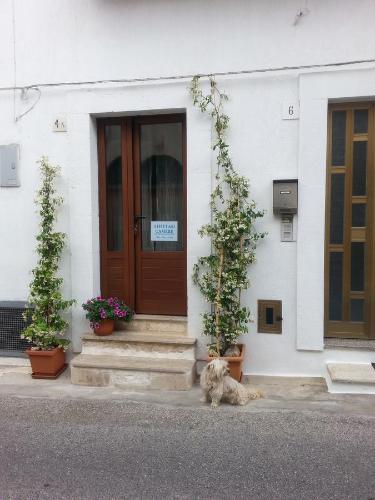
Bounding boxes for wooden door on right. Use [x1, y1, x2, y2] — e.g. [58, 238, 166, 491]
[325, 104, 375, 339]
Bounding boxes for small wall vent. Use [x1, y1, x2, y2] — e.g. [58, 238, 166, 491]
[0, 301, 31, 354]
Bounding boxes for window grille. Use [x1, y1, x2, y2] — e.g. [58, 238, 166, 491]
[0, 301, 32, 354]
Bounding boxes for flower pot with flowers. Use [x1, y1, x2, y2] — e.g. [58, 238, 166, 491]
[82, 297, 132, 336]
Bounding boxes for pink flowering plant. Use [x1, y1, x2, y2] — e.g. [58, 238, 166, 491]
[82, 297, 132, 330]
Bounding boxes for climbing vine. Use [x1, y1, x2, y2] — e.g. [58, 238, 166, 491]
[190, 76, 265, 356]
[22, 157, 74, 350]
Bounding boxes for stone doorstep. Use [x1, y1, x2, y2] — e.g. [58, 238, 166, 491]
[71, 354, 195, 374]
[81, 331, 196, 346]
[133, 314, 188, 322]
[327, 363, 375, 384]
[71, 366, 194, 391]
[117, 315, 187, 334]
[81, 332, 196, 360]
[71, 354, 195, 390]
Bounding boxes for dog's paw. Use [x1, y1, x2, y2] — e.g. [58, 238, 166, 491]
[211, 402, 219, 408]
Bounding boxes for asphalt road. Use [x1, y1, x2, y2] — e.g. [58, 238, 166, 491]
[0, 396, 374, 500]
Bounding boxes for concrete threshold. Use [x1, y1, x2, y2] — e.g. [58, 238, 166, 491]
[244, 375, 327, 387]
[325, 338, 375, 351]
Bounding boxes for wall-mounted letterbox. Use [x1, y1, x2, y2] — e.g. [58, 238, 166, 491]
[273, 179, 298, 215]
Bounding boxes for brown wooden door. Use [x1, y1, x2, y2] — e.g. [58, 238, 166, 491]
[98, 115, 187, 316]
[325, 104, 375, 339]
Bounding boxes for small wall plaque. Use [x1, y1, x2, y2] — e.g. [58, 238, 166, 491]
[53, 116, 67, 132]
[282, 101, 300, 120]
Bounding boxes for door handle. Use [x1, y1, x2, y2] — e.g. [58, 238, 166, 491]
[134, 215, 146, 223]
[134, 215, 146, 234]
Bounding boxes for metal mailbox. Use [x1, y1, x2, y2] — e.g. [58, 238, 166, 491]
[273, 179, 298, 215]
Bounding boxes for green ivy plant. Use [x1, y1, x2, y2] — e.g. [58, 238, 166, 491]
[190, 76, 265, 356]
[22, 157, 74, 350]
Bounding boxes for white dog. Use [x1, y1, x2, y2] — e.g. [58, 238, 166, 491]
[200, 358, 263, 407]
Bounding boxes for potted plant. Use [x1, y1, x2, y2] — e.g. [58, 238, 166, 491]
[22, 158, 74, 379]
[82, 297, 132, 335]
[190, 76, 265, 381]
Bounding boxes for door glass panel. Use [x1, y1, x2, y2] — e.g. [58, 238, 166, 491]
[351, 242, 365, 291]
[140, 122, 183, 252]
[330, 174, 345, 244]
[332, 111, 346, 166]
[352, 141, 367, 196]
[354, 110, 368, 134]
[352, 204, 366, 227]
[105, 125, 123, 251]
[350, 299, 364, 322]
[329, 252, 343, 321]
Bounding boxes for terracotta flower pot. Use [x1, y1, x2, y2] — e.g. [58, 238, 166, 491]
[94, 319, 115, 336]
[209, 344, 245, 382]
[26, 347, 67, 379]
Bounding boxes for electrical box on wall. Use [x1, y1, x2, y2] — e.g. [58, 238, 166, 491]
[0, 144, 20, 187]
[273, 179, 298, 215]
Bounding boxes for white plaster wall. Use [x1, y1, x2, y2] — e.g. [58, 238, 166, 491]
[0, 0, 375, 376]
[1, 0, 375, 87]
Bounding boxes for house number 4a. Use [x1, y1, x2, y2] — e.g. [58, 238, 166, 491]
[53, 116, 67, 132]
[282, 101, 300, 120]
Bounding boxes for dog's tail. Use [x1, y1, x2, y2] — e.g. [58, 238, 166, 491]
[247, 389, 264, 400]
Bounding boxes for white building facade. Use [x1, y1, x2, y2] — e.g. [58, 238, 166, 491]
[1, 0, 375, 392]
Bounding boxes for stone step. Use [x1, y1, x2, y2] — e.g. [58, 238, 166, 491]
[0, 355, 29, 367]
[71, 354, 195, 390]
[326, 362, 375, 394]
[0, 355, 31, 375]
[117, 314, 187, 335]
[327, 362, 375, 384]
[81, 331, 196, 360]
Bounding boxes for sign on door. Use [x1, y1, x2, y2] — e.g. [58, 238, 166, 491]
[151, 221, 178, 242]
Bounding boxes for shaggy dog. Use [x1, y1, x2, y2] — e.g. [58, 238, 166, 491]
[200, 358, 263, 407]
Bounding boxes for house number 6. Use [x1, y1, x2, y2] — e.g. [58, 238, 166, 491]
[283, 101, 300, 120]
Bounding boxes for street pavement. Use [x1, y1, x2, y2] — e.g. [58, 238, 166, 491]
[0, 392, 374, 500]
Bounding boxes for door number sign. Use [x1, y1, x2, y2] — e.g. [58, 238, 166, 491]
[282, 101, 300, 120]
